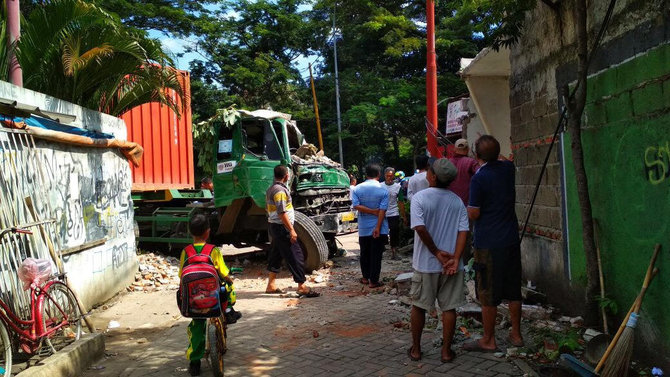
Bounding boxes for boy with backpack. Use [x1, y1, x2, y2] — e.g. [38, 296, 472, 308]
[178, 214, 242, 376]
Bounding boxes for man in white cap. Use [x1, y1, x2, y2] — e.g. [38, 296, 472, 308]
[448, 138, 480, 205]
[408, 158, 469, 364]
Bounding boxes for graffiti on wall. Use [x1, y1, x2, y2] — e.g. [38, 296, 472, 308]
[644, 142, 670, 185]
[36, 145, 134, 248]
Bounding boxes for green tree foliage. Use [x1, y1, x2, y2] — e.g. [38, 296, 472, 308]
[184, 0, 534, 173]
[1, 0, 183, 116]
[21, 0, 220, 38]
[190, 0, 315, 113]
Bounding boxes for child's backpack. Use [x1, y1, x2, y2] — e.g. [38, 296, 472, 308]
[177, 244, 221, 318]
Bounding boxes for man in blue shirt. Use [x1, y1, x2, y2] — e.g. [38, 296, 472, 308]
[352, 164, 389, 288]
[465, 135, 523, 352]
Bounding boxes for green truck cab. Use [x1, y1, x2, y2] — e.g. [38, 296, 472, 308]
[211, 110, 355, 271]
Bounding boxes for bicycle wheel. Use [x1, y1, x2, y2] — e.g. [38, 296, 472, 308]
[207, 316, 227, 377]
[0, 320, 12, 377]
[40, 282, 82, 354]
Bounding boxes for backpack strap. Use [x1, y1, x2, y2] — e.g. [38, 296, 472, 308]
[184, 244, 198, 259]
[200, 244, 215, 257]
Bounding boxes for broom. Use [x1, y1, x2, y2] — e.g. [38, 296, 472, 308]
[597, 244, 662, 377]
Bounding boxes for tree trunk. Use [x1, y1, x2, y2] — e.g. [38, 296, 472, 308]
[392, 133, 400, 163]
[567, 0, 600, 326]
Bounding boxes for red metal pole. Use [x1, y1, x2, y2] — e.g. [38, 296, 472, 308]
[7, 0, 22, 87]
[426, 0, 441, 157]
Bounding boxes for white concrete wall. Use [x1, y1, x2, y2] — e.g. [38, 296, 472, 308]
[464, 76, 512, 158]
[0, 81, 137, 310]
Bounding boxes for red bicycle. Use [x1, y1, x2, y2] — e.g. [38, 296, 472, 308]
[0, 224, 82, 377]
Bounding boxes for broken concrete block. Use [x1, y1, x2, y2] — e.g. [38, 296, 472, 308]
[395, 272, 413, 296]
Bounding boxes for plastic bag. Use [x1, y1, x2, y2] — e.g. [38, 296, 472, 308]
[18, 258, 53, 290]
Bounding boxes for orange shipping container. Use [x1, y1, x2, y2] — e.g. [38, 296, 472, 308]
[120, 70, 194, 191]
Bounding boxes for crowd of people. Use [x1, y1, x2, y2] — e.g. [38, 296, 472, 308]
[180, 134, 520, 375]
[347, 135, 522, 363]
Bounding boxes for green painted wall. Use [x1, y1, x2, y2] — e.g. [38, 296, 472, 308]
[563, 43, 670, 341]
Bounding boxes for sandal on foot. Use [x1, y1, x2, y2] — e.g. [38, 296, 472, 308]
[407, 346, 422, 361]
[359, 278, 369, 284]
[298, 290, 321, 298]
[368, 282, 383, 289]
[462, 340, 498, 353]
[265, 288, 286, 294]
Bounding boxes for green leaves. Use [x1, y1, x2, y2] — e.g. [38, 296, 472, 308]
[6, 0, 184, 116]
[193, 107, 240, 176]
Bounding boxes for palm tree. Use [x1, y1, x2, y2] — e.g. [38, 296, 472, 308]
[1, 0, 184, 117]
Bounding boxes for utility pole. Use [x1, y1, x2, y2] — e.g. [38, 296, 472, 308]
[7, 0, 22, 87]
[333, 3, 344, 166]
[425, 0, 441, 157]
[308, 63, 324, 152]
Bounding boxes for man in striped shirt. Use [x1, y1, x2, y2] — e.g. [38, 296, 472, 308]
[264, 165, 319, 297]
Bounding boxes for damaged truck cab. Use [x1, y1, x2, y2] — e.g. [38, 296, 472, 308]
[211, 110, 355, 271]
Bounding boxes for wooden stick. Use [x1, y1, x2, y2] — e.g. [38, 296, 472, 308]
[594, 219, 608, 334]
[595, 245, 661, 372]
[24, 197, 96, 333]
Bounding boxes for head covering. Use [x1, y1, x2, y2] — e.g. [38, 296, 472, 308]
[431, 158, 457, 183]
[455, 138, 468, 150]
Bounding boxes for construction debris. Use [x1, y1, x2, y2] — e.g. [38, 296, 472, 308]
[291, 144, 341, 167]
[128, 253, 181, 292]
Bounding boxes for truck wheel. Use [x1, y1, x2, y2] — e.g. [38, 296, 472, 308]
[294, 212, 328, 273]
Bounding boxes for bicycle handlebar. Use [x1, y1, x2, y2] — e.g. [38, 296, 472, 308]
[0, 219, 57, 240]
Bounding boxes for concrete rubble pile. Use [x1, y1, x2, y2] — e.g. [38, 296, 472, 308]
[128, 253, 180, 292]
[291, 143, 341, 167]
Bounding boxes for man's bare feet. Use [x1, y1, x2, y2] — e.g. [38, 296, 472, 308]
[408, 345, 421, 361]
[441, 345, 455, 363]
[508, 332, 524, 347]
[462, 338, 498, 352]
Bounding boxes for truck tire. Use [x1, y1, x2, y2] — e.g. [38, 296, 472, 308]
[294, 212, 328, 273]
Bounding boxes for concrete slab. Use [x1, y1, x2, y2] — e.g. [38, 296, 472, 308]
[17, 333, 105, 377]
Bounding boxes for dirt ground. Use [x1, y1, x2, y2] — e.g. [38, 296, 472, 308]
[80, 233, 533, 377]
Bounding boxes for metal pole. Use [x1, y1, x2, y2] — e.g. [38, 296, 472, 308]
[333, 4, 344, 166]
[426, 0, 441, 157]
[7, 0, 23, 87]
[308, 63, 324, 152]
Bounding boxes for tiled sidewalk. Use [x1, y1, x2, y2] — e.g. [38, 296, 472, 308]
[82, 233, 533, 377]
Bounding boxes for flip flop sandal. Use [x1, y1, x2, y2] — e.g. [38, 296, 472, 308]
[265, 288, 286, 294]
[298, 290, 321, 298]
[462, 340, 499, 353]
[407, 346, 422, 361]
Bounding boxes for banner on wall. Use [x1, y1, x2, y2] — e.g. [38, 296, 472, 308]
[446, 98, 469, 134]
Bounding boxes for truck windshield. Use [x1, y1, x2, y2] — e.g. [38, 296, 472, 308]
[264, 122, 283, 160]
[242, 119, 283, 160]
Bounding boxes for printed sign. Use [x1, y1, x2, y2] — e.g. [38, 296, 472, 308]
[218, 139, 233, 153]
[446, 98, 469, 134]
[216, 161, 237, 174]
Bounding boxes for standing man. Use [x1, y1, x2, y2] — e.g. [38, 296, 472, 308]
[448, 139, 479, 205]
[265, 165, 319, 297]
[383, 167, 407, 260]
[464, 135, 523, 352]
[407, 155, 430, 201]
[352, 164, 389, 289]
[408, 159, 469, 363]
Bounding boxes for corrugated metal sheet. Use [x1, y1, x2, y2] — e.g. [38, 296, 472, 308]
[120, 70, 194, 191]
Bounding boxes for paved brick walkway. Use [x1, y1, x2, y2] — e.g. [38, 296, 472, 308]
[82, 234, 532, 377]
